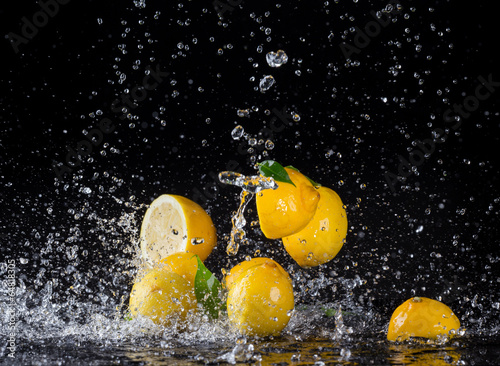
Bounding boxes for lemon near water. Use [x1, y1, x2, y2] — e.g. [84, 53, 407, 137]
[226, 257, 295, 337]
[282, 186, 347, 268]
[387, 297, 461, 341]
[140, 194, 217, 265]
[256, 167, 320, 239]
[129, 269, 197, 326]
[224, 257, 290, 291]
[159, 252, 199, 286]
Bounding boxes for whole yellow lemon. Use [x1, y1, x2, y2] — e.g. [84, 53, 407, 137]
[129, 269, 197, 326]
[226, 257, 294, 337]
[159, 252, 199, 286]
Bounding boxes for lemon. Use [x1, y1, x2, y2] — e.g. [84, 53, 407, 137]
[226, 257, 294, 337]
[256, 168, 320, 239]
[282, 186, 347, 267]
[140, 194, 217, 266]
[129, 269, 197, 326]
[387, 297, 461, 341]
[159, 252, 199, 286]
[224, 257, 290, 291]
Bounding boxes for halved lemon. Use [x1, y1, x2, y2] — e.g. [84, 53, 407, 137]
[140, 194, 216, 266]
[282, 186, 347, 268]
[387, 297, 461, 341]
[256, 167, 320, 239]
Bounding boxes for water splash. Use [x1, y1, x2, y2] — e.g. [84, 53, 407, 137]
[218, 171, 277, 255]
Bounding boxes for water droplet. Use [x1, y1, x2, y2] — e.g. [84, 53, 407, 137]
[237, 109, 250, 117]
[231, 125, 244, 140]
[191, 237, 205, 245]
[265, 50, 288, 67]
[259, 75, 275, 92]
[265, 140, 274, 150]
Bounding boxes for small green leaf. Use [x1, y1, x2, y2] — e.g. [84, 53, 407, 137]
[322, 307, 336, 317]
[194, 255, 224, 319]
[285, 165, 321, 188]
[124, 312, 133, 321]
[258, 160, 295, 187]
[321, 306, 356, 317]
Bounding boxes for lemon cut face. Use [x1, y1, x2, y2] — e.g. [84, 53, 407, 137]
[140, 194, 216, 265]
[387, 297, 461, 342]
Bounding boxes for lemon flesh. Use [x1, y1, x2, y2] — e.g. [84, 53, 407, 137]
[282, 186, 347, 267]
[140, 194, 216, 265]
[129, 269, 197, 326]
[256, 168, 320, 239]
[387, 297, 461, 341]
[227, 258, 294, 337]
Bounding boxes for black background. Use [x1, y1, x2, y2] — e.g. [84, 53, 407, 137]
[1, 0, 499, 323]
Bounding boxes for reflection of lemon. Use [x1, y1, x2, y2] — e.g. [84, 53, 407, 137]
[256, 168, 320, 239]
[387, 297, 461, 341]
[140, 194, 216, 266]
[160, 252, 199, 286]
[129, 269, 197, 325]
[388, 344, 461, 365]
[226, 257, 294, 337]
[282, 186, 347, 267]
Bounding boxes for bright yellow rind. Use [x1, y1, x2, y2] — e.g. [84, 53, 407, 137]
[387, 297, 461, 341]
[282, 186, 347, 267]
[226, 258, 294, 337]
[140, 194, 216, 265]
[159, 252, 199, 286]
[256, 168, 320, 239]
[224, 257, 291, 291]
[129, 269, 197, 326]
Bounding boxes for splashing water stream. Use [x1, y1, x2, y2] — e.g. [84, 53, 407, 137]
[218, 171, 277, 255]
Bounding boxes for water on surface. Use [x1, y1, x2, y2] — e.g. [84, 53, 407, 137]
[1, 0, 499, 365]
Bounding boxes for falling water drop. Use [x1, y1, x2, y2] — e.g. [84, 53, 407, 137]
[259, 75, 275, 92]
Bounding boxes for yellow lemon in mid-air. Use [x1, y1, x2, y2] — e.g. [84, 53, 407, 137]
[129, 269, 197, 326]
[159, 252, 200, 286]
[387, 297, 461, 341]
[282, 186, 347, 267]
[226, 257, 294, 337]
[140, 194, 217, 266]
[256, 167, 320, 239]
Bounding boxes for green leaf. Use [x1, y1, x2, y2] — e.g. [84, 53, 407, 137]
[258, 160, 296, 187]
[285, 165, 321, 188]
[321, 306, 356, 317]
[124, 312, 133, 321]
[194, 255, 225, 319]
